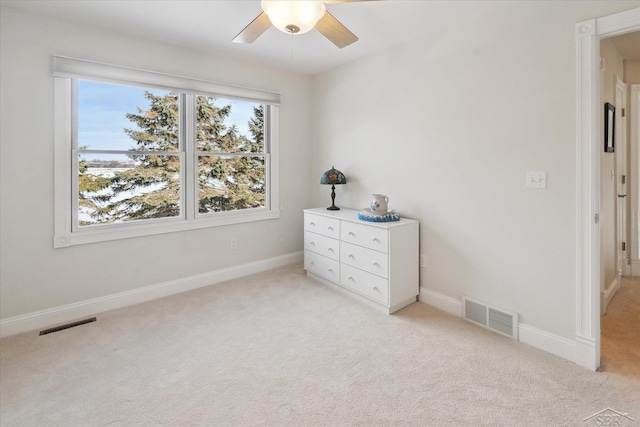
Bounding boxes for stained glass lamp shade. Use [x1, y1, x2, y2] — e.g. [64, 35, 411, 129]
[320, 166, 347, 210]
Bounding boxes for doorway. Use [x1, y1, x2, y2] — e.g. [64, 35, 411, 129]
[599, 44, 629, 316]
[575, 7, 640, 371]
[598, 31, 640, 376]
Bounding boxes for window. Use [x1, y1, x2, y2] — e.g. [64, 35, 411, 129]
[77, 82, 183, 226]
[54, 57, 280, 247]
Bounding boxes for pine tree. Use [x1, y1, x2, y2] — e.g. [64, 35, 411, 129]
[79, 93, 264, 225]
[197, 101, 265, 213]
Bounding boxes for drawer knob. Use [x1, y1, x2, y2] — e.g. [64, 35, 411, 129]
[328, 248, 334, 252]
[328, 268, 333, 273]
[373, 286, 379, 292]
[348, 254, 355, 259]
[372, 237, 379, 242]
[348, 231, 355, 236]
[310, 241, 316, 246]
[328, 226, 334, 231]
[348, 276, 354, 281]
[310, 261, 315, 265]
[372, 261, 379, 267]
[310, 222, 316, 226]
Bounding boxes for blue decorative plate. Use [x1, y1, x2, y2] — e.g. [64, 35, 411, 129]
[358, 208, 401, 222]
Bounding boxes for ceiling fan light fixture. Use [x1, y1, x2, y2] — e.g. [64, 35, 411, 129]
[261, 0, 326, 35]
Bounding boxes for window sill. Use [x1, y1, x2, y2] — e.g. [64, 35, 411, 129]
[54, 209, 280, 248]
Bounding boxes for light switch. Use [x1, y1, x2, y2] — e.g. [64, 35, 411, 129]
[526, 171, 547, 189]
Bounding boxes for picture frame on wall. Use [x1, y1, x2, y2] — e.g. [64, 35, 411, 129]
[604, 102, 615, 153]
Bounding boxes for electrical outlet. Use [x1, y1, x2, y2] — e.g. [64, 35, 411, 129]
[230, 238, 237, 250]
[419, 254, 426, 268]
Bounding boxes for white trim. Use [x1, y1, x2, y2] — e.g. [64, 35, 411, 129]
[631, 85, 640, 262]
[53, 56, 281, 105]
[0, 251, 303, 338]
[53, 78, 73, 248]
[268, 107, 280, 219]
[574, 335, 598, 371]
[518, 324, 577, 363]
[631, 259, 640, 276]
[601, 276, 620, 315]
[418, 287, 462, 317]
[595, 8, 640, 37]
[575, 16, 601, 372]
[615, 76, 627, 278]
[575, 7, 640, 372]
[55, 198, 280, 248]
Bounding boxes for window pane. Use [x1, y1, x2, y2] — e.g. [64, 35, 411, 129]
[198, 156, 265, 213]
[195, 96, 264, 154]
[78, 80, 179, 152]
[78, 153, 181, 226]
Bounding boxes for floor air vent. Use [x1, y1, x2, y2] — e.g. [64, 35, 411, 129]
[39, 317, 96, 336]
[462, 296, 518, 339]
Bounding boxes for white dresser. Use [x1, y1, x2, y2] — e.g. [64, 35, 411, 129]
[303, 208, 419, 314]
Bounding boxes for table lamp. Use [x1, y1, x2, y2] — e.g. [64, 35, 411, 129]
[320, 166, 347, 210]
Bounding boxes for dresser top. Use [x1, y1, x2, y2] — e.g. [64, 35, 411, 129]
[304, 207, 418, 228]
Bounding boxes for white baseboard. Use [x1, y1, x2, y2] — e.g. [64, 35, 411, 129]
[418, 287, 580, 367]
[574, 335, 599, 372]
[624, 262, 631, 278]
[0, 251, 303, 338]
[418, 288, 462, 317]
[630, 260, 640, 277]
[601, 276, 620, 315]
[518, 324, 577, 363]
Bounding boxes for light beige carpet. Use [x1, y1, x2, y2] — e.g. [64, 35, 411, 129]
[1, 264, 639, 426]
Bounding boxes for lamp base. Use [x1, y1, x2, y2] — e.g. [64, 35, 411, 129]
[327, 184, 340, 210]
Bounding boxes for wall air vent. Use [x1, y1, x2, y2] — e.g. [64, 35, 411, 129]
[462, 296, 518, 340]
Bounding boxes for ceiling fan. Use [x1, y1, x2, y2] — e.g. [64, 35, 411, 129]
[233, 0, 371, 49]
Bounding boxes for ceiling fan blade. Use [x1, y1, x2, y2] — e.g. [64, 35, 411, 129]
[315, 11, 358, 48]
[323, 0, 376, 3]
[232, 12, 272, 44]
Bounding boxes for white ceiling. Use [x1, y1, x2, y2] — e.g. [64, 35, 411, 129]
[3, 1, 638, 74]
[1, 0, 511, 75]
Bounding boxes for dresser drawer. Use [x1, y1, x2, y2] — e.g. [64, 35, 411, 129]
[305, 231, 339, 261]
[340, 241, 388, 278]
[340, 221, 388, 253]
[304, 213, 340, 239]
[340, 264, 389, 305]
[304, 250, 339, 283]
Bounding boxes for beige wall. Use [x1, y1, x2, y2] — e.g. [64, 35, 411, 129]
[625, 60, 640, 82]
[311, 2, 639, 339]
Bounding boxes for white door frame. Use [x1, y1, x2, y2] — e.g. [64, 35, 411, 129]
[575, 7, 640, 371]
[615, 76, 627, 280]
[632, 84, 640, 270]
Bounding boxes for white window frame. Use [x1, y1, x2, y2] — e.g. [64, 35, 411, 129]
[53, 56, 280, 248]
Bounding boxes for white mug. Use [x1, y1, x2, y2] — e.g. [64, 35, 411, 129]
[370, 194, 389, 213]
